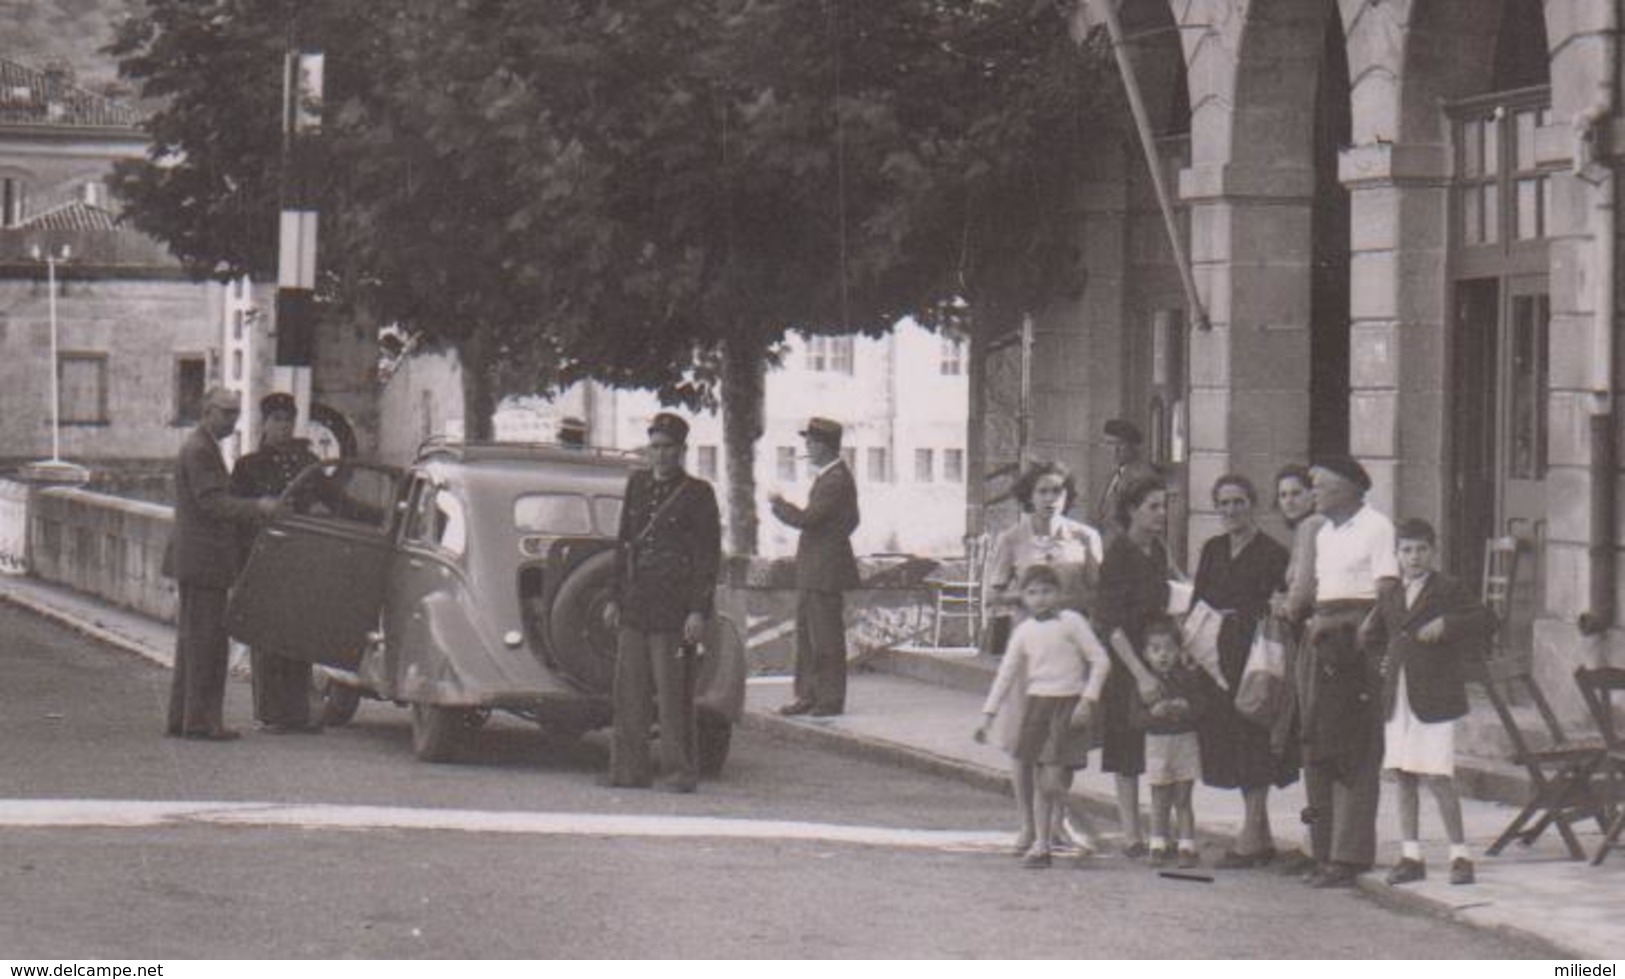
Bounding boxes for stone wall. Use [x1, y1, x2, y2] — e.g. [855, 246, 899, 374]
[0, 276, 222, 462]
[28, 484, 177, 623]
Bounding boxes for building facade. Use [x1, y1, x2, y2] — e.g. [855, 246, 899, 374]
[0, 57, 228, 484]
[973, 0, 1621, 718]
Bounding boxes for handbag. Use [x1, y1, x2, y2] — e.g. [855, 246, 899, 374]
[1235, 616, 1289, 727]
[1181, 600, 1228, 691]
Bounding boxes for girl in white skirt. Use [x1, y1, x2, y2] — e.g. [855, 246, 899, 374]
[1367, 518, 1494, 886]
[976, 564, 1111, 868]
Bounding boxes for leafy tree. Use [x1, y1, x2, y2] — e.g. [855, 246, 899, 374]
[109, 0, 1123, 553]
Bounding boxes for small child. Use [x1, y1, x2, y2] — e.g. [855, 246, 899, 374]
[1366, 518, 1493, 886]
[975, 564, 1111, 868]
[1131, 613, 1210, 869]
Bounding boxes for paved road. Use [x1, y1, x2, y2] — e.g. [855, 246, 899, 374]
[0, 603, 1553, 958]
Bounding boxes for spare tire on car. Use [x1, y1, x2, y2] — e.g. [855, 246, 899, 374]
[546, 549, 620, 695]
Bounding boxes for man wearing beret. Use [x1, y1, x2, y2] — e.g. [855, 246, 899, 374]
[1097, 418, 1160, 537]
[770, 417, 861, 717]
[231, 392, 323, 734]
[1300, 455, 1400, 888]
[603, 412, 721, 792]
[163, 387, 281, 740]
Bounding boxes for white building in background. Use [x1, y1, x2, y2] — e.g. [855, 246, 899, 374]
[379, 320, 970, 559]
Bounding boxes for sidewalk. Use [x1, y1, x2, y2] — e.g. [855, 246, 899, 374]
[4, 573, 1621, 958]
[741, 653, 1625, 959]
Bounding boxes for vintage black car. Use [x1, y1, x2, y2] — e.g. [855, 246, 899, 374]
[225, 441, 745, 770]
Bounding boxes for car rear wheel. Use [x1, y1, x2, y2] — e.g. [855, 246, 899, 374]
[697, 714, 733, 776]
[547, 549, 619, 694]
[312, 670, 363, 728]
[411, 702, 473, 762]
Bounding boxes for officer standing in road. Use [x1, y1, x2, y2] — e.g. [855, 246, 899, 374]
[231, 392, 323, 734]
[602, 412, 722, 792]
[770, 417, 861, 718]
[163, 387, 280, 740]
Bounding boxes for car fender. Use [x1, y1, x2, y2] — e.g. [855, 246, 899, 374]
[394, 591, 572, 706]
[694, 612, 748, 722]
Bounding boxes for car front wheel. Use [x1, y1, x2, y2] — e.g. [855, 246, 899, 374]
[411, 703, 473, 762]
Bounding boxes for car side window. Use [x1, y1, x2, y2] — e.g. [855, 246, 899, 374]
[514, 493, 593, 535]
[592, 495, 623, 536]
[286, 463, 397, 532]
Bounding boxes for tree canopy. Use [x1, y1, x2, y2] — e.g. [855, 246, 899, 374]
[110, 0, 1124, 551]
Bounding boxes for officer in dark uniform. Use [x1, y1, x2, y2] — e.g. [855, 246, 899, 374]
[602, 412, 721, 792]
[231, 392, 323, 733]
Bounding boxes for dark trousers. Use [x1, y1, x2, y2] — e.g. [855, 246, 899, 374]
[251, 647, 312, 727]
[1301, 604, 1383, 869]
[1303, 720, 1383, 869]
[794, 589, 847, 713]
[166, 584, 230, 735]
[609, 628, 696, 786]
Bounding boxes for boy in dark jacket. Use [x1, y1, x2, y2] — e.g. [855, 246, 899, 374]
[1363, 518, 1493, 886]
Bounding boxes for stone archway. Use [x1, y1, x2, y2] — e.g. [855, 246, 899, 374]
[1174, 0, 1339, 547]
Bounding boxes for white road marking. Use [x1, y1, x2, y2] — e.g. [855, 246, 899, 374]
[0, 799, 1009, 852]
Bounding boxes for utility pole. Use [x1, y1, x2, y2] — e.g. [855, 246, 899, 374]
[275, 7, 324, 437]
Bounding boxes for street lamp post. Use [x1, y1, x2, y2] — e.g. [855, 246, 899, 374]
[22, 243, 87, 486]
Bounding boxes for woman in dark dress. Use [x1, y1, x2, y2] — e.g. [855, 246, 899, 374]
[1094, 476, 1172, 858]
[1193, 473, 1297, 868]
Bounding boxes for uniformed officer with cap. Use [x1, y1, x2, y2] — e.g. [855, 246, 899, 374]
[602, 411, 722, 792]
[770, 416, 861, 717]
[231, 391, 323, 733]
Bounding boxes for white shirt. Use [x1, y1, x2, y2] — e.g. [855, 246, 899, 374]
[1314, 504, 1400, 602]
[982, 610, 1111, 712]
[1404, 572, 1429, 609]
[813, 457, 842, 481]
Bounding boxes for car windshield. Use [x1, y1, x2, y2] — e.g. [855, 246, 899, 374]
[514, 493, 594, 535]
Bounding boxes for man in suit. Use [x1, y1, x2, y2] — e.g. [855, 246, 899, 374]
[164, 387, 281, 740]
[770, 417, 861, 717]
[1097, 418, 1159, 535]
[231, 392, 322, 734]
[1364, 517, 1493, 886]
[603, 412, 722, 792]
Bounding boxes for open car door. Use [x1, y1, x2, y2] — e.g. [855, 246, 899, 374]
[227, 461, 405, 670]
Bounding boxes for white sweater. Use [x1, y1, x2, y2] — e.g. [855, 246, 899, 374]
[982, 610, 1111, 714]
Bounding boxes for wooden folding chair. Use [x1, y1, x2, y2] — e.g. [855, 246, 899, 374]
[1477, 536, 1611, 860]
[1573, 666, 1625, 865]
[925, 534, 988, 648]
[1479, 658, 1611, 859]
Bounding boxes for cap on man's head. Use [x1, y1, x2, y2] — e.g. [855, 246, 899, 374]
[647, 412, 690, 443]
[260, 392, 297, 418]
[799, 417, 843, 447]
[1313, 455, 1373, 493]
[203, 386, 241, 413]
[1103, 418, 1143, 445]
[559, 415, 588, 435]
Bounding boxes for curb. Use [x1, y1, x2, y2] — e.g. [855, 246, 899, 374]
[0, 586, 170, 670]
[1352, 875, 1581, 958]
[744, 706, 1591, 959]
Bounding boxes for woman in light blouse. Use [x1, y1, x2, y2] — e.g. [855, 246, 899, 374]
[983, 461, 1105, 636]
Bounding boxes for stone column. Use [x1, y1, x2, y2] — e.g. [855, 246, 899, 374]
[1338, 143, 1451, 522]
